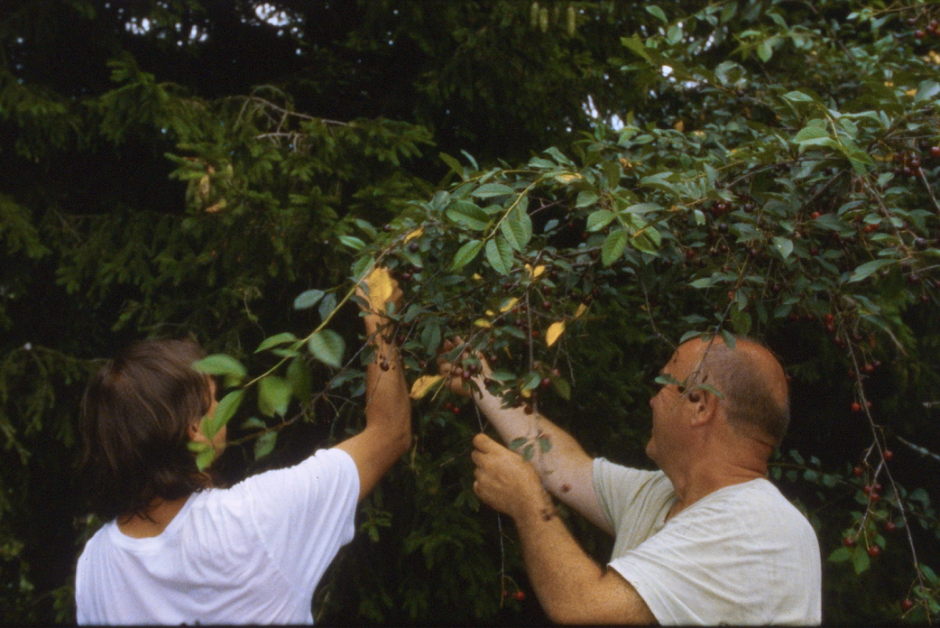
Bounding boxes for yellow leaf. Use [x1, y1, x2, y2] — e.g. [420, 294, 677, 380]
[520, 387, 532, 399]
[474, 318, 492, 328]
[905, 88, 917, 97]
[472, 273, 483, 281]
[554, 173, 582, 184]
[526, 264, 546, 278]
[410, 375, 443, 399]
[546, 321, 566, 347]
[500, 297, 519, 313]
[673, 120, 684, 132]
[364, 266, 393, 312]
[404, 228, 424, 243]
[485, 309, 495, 316]
[574, 303, 589, 319]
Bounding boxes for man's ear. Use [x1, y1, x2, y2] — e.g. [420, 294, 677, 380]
[687, 389, 718, 426]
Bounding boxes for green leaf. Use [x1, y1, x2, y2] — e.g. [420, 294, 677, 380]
[523, 371, 542, 390]
[631, 230, 659, 255]
[793, 126, 829, 143]
[446, 201, 490, 231]
[338, 235, 366, 251]
[308, 329, 345, 368]
[509, 437, 528, 451]
[522, 444, 535, 462]
[471, 183, 514, 199]
[294, 289, 325, 310]
[538, 435, 552, 453]
[620, 35, 651, 61]
[847, 259, 894, 283]
[485, 237, 514, 276]
[782, 91, 816, 103]
[439, 152, 465, 178]
[690, 277, 717, 289]
[204, 389, 245, 440]
[852, 546, 870, 574]
[772, 237, 794, 259]
[645, 5, 667, 23]
[757, 39, 774, 62]
[602, 230, 628, 266]
[241, 417, 266, 430]
[195, 446, 216, 472]
[730, 308, 752, 336]
[914, 80, 940, 105]
[551, 377, 571, 401]
[655, 373, 682, 387]
[258, 376, 292, 417]
[828, 547, 852, 563]
[500, 208, 532, 251]
[254, 431, 277, 460]
[318, 293, 337, 323]
[193, 354, 247, 387]
[452, 239, 484, 270]
[576, 191, 599, 208]
[287, 356, 312, 403]
[625, 203, 662, 215]
[587, 210, 616, 232]
[255, 332, 298, 353]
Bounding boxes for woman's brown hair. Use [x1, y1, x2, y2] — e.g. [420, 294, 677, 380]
[79, 338, 214, 521]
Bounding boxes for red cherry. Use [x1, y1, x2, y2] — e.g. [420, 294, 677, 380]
[843, 536, 857, 548]
[885, 521, 898, 533]
[811, 212, 821, 219]
[902, 599, 914, 611]
[852, 466, 864, 477]
[931, 146, 940, 158]
[863, 363, 874, 374]
[851, 402, 862, 413]
[523, 405, 534, 415]
[868, 546, 881, 558]
[884, 450, 893, 461]
[541, 377, 552, 388]
[514, 591, 525, 601]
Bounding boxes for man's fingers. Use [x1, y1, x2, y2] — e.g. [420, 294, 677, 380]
[472, 432, 499, 453]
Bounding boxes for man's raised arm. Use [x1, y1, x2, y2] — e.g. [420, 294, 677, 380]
[439, 342, 611, 534]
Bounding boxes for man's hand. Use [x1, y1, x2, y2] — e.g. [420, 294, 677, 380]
[471, 433, 549, 522]
[437, 337, 492, 398]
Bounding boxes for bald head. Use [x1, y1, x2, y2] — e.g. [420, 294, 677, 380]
[682, 335, 790, 447]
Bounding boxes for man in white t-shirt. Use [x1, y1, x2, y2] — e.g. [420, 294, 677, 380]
[442, 334, 821, 625]
[75, 273, 410, 625]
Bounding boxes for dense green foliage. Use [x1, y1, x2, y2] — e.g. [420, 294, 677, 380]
[2, 0, 940, 624]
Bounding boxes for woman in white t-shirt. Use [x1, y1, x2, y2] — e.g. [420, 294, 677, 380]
[75, 275, 410, 624]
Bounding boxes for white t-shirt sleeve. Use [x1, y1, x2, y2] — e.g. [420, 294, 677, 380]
[242, 447, 360, 596]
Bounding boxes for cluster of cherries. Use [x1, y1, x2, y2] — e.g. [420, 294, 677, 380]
[912, 17, 940, 40]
